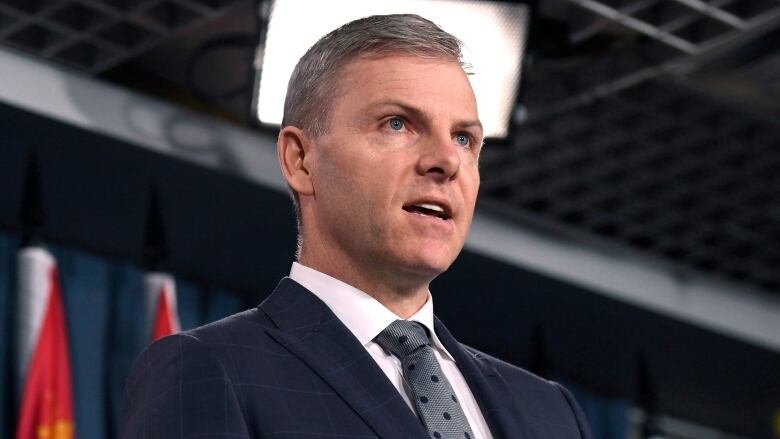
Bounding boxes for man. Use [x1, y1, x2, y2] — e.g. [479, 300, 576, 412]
[121, 14, 591, 439]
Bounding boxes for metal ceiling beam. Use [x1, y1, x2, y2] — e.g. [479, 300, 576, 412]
[695, 3, 780, 54]
[532, 1, 780, 125]
[566, 0, 701, 54]
[570, 0, 661, 43]
[659, 0, 736, 33]
[571, 0, 742, 44]
[669, 0, 746, 29]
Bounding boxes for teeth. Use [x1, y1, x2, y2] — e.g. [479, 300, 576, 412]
[415, 203, 444, 213]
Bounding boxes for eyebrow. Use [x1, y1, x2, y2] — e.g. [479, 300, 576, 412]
[369, 99, 483, 136]
[453, 120, 484, 137]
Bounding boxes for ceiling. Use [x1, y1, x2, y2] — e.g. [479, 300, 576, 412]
[0, 0, 240, 73]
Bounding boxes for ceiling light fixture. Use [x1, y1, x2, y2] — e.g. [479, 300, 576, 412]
[253, 0, 528, 139]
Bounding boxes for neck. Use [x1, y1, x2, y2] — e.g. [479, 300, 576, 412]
[298, 252, 430, 319]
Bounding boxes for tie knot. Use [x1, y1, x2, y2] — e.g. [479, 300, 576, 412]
[374, 320, 431, 359]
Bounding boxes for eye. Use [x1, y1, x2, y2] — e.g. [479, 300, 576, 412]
[387, 117, 405, 131]
[455, 133, 471, 147]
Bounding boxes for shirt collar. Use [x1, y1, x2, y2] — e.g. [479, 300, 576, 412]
[289, 262, 455, 362]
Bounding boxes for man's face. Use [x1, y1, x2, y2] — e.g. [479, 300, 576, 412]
[306, 55, 483, 284]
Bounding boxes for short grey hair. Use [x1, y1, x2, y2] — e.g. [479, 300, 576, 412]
[282, 13, 466, 136]
[281, 14, 466, 254]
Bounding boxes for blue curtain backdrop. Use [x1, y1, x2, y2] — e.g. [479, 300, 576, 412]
[565, 381, 630, 439]
[0, 229, 629, 439]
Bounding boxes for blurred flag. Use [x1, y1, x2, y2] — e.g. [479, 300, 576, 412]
[16, 247, 75, 439]
[144, 272, 180, 343]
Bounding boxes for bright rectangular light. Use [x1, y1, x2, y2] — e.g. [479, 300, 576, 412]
[254, 0, 528, 138]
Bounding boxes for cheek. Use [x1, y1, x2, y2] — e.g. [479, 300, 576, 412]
[317, 151, 364, 197]
[462, 167, 480, 203]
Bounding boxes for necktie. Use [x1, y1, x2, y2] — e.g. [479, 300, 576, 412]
[375, 320, 475, 439]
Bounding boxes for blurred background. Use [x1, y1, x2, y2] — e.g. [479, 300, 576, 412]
[0, 0, 779, 438]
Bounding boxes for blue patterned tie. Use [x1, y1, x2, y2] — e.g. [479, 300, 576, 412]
[375, 320, 475, 439]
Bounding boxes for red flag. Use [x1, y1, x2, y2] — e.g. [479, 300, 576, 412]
[16, 248, 75, 439]
[145, 273, 180, 343]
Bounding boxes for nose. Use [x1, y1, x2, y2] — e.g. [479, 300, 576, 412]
[416, 132, 461, 181]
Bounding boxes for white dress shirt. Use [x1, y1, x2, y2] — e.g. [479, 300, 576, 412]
[289, 262, 493, 439]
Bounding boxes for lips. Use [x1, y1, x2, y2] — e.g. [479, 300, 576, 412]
[402, 200, 453, 220]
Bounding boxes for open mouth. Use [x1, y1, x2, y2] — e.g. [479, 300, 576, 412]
[402, 202, 452, 220]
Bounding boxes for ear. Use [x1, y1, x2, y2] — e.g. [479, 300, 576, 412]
[277, 126, 315, 197]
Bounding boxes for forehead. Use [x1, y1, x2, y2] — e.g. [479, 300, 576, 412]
[331, 54, 478, 117]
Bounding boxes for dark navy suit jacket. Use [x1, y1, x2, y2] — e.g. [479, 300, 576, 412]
[121, 278, 592, 438]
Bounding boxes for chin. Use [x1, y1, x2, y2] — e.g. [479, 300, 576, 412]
[402, 247, 459, 278]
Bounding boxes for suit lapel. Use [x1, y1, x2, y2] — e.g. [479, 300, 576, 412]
[434, 317, 531, 439]
[260, 278, 427, 439]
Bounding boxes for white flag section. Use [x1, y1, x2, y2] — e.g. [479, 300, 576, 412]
[144, 272, 181, 343]
[17, 247, 56, 382]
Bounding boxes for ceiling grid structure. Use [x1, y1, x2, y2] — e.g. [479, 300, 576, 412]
[521, 0, 780, 122]
[482, 78, 780, 295]
[565, 0, 780, 55]
[0, 0, 244, 73]
[478, 0, 780, 300]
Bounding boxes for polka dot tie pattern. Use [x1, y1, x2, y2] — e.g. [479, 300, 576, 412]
[375, 320, 475, 439]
